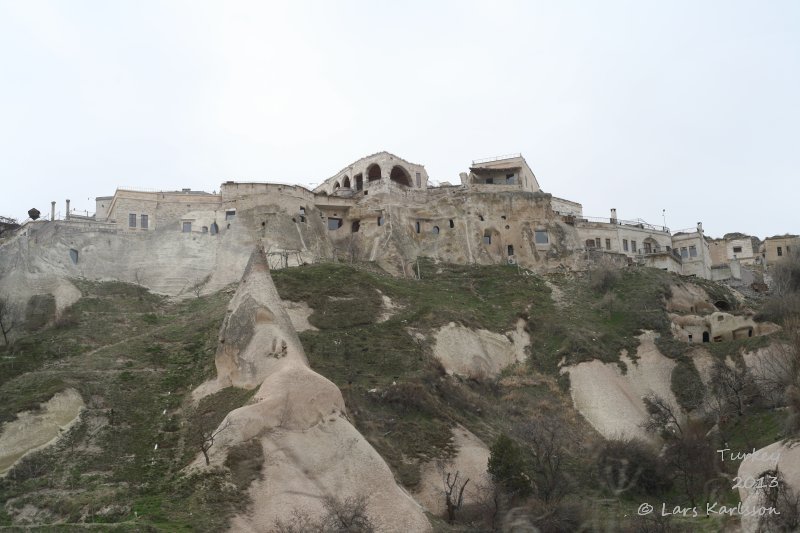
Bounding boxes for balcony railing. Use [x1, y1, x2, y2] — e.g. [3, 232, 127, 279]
[576, 216, 669, 233]
[471, 153, 522, 165]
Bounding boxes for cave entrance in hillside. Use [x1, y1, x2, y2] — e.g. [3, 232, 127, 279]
[390, 165, 412, 187]
[715, 300, 731, 311]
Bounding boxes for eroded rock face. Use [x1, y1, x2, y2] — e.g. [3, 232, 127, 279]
[432, 320, 529, 379]
[0, 388, 84, 475]
[565, 331, 681, 441]
[191, 249, 430, 532]
[736, 441, 800, 533]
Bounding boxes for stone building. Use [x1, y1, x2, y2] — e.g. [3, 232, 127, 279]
[83, 150, 718, 278]
[763, 235, 800, 264]
[314, 151, 429, 196]
[707, 233, 759, 266]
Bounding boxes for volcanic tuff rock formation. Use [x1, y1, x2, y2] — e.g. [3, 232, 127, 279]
[191, 249, 430, 532]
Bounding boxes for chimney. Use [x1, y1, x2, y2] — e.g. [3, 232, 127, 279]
[51, 201, 56, 221]
[697, 222, 703, 234]
[610, 208, 617, 224]
[65, 199, 70, 220]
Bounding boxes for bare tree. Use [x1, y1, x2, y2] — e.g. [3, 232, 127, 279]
[0, 297, 15, 346]
[757, 469, 800, 532]
[320, 495, 375, 532]
[517, 418, 569, 504]
[442, 469, 470, 524]
[709, 358, 758, 417]
[274, 495, 375, 533]
[641, 394, 684, 440]
[196, 419, 231, 466]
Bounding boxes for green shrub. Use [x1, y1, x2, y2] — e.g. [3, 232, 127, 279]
[487, 433, 532, 497]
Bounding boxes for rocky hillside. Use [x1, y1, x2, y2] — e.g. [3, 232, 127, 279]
[1, 254, 799, 532]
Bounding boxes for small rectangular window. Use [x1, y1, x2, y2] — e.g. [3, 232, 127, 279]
[595, 238, 601, 249]
[485, 178, 494, 184]
[534, 230, 549, 245]
[377, 216, 384, 226]
[605, 238, 611, 250]
[631, 240, 637, 253]
[129, 214, 136, 228]
[415, 221, 420, 233]
[689, 245, 697, 257]
[225, 210, 236, 221]
[415, 172, 421, 188]
[778, 246, 783, 256]
[507, 245, 514, 256]
[483, 231, 492, 245]
[327, 218, 342, 230]
[623, 239, 629, 252]
[141, 214, 149, 229]
[182, 221, 191, 233]
[733, 246, 742, 253]
[680, 247, 688, 258]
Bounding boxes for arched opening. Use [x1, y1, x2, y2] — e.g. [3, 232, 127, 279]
[432, 226, 440, 235]
[390, 165, 412, 187]
[354, 174, 363, 191]
[342, 176, 351, 188]
[643, 237, 659, 254]
[333, 181, 341, 193]
[367, 164, 381, 182]
[702, 331, 710, 343]
[210, 222, 218, 235]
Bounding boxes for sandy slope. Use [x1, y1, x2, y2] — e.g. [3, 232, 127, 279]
[565, 331, 681, 441]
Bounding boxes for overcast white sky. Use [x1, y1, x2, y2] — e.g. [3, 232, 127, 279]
[1, 1, 797, 238]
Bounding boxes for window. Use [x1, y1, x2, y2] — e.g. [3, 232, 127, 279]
[689, 245, 697, 257]
[141, 214, 148, 229]
[327, 218, 343, 230]
[202, 226, 208, 234]
[225, 210, 236, 221]
[534, 230, 549, 245]
[644, 242, 652, 254]
[182, 221, 192, 233]
[415, 221, 420, 233]
[483, 231, 492, 245]
[506, 173, 516, 184]
[595, 238, 601, 248]
[778, 246, 783, 256]
[432, 226, 440, 235]
[623, 239, 629, 252]
[449, 219, 454, 228]
[485, 178, 493, 184]
[605, 238, 611, 250]
[351, 220, 360, 233]
[415, 172, 421, 188]
[680, 247, 688, 258]
[377, 216, 384, 226]
[129, 214, 136, 228]
[507, 245, 514, 256]
[631, 240, 637, 253]
[210, 222, 218, 235]
[733, 246, 742, 253]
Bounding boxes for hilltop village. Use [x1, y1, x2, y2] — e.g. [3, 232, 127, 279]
[35, 151, 795, 281]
